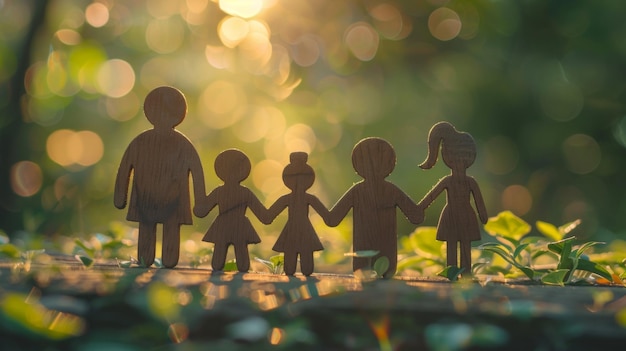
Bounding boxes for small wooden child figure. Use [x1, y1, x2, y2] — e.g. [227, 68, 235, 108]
[266, 152, 330, 276]
[327, 137, 423, 278]
[196, 149, 267, 273]
[114, 86, 206, 268]
[418, 122, 488, 274]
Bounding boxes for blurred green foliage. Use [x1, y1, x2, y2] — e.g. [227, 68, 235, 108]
[1, 0, 626, 271]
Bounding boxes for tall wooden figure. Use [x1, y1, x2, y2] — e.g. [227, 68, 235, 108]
[328, 138, 423, 278]
[266, 152, 330, 276]
[418, 122, 488, 274]
[196, 149, 267, 273]
[114, 86, 206, 268]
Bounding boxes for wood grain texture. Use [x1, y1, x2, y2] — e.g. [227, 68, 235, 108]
[266, 152, 330, 276]
[418, 122, 488, 274]
[327, 138, 423, 278]
[114, 86, 206, 268]
[196, 149, 268, 273]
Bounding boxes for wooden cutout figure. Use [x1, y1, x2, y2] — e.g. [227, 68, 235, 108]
[418, 121, 488, 274]
[196, 149, 267, 273]
[266, 152, 330, 276]
[114, 86, 206, 268]
[327, 137, 423, 278]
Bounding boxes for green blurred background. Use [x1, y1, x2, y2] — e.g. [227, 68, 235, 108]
[1, 0, 625, 268]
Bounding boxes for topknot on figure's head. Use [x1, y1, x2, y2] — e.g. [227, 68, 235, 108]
[289, 152, 308, 165]
[351, 137, 396, 180]
[144, 86, 187, 129]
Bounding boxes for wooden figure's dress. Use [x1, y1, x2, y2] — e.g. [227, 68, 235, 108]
[266, 152, 330, 276]
[328, 137, 423, 278]
[114, 86, 206, 268]
[418, 122, 488, 274]
[196, 149, 267, 273]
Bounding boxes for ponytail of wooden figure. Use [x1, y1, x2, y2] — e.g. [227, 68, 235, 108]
[266, 152, 331, 276]
[114, 86, 206, 268]
[417, 121, 488, 275]
[327, 137, 424, 278]
[196, 149, 269, 273]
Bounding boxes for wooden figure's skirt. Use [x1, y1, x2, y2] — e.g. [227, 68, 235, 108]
[202, 216, 261, 245]
[272, 220, 323, 253]
[436, 207, 481, 242]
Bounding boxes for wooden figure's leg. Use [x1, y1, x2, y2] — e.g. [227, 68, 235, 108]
[352, 257, 368, 273]
[138, 222, 156, 267]
[446, 241, 458, 268]
[162, 220, 180, 268]
[300, 252, 314, 276]
[284, 252, 297, 276]
[234, 243, 250, 272]
[460, 241, 472, 274]
[211, 242, 228, 271]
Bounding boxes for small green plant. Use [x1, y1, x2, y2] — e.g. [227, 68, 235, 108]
[345, 250, 389, 279]
[255, 255, 285, 274]
[397, 227, 447, 276]
[479, 211, 612, 285]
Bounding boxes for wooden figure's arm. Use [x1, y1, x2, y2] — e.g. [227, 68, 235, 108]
[394, 187, 423, 225]
[248, 190, 274, 224]
[327, 188, 354, 227]
[469, 177, 488, 224]
[262, 196, 288, 224]
[189, 150, 206, 217]
[189, 151, 207, 217]
[417, 177, 447, 210]
[308, 195, 332, 226]
[195, 188, 218, 218]
[114, 148, 133, 209]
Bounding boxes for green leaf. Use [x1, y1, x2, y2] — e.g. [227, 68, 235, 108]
[547, 236, 576, 255]
[576, 258, 612, 281]
[536, 221, 562, 241]
[541, 269, 570, 286]
[559, 219, 581, 236]
[73, 239, 94, 257]
[269, 254, 284, 268]
[437, 266, 465, 281]
[573, 241, 604, 259]
[484, 211, 531, 243]
[479, 243, 535, 279]
[75, 255, 94, 268]
[224, 259, 238, 272]
[0, 243, 22, 258]
[153, 258, 164, 268]
[557, 239, 573, 271]
[373, 256, 390, 277]
[407, 226, 442, 257]
[512, 242, 530, 260]
[346, 250, 380, 258]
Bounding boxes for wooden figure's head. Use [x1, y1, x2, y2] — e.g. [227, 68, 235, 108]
[351, 137, 396, 181]
[214, 149, 251, 184]
[283, 152, 315, 192]
[144, 86, 187, 129]
[420, 121, 476, 172]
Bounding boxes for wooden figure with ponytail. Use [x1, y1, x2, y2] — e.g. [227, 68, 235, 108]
[418, 122, 488, 274]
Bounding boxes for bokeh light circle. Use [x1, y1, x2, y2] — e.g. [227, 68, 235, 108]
[97, 59, 135, 98]
[562, 134, 601, 174]
[428, 7, 462, 41]
[10, 161, 43, 197]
